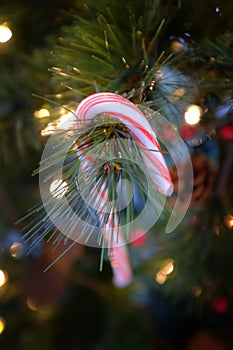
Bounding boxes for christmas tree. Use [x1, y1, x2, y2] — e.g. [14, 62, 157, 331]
[0, 1, 233, 349]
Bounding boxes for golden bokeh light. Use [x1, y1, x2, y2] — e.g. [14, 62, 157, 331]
[0, 22, 12, 43]
[225, 214, 233, 228]
[155, 271, 167, 285]
[155, 259, 175, 285]
[0, 270, 8, 288]
[27, 298, 38, 311]
[161, 259, 174, 275]
[34, 108, 50, 119]
[184, 104, 203, 125]
[40, 111, 75, 136]
[0, 317, 6, 334]
[10, 242, 24, 259]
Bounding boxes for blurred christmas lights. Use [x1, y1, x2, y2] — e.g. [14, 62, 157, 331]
[27, 298, 39, 311]
[155, 259, 174, 284]
[0, 270, 8, 288]
[41, 111, 75, 136]
[0, 317, 6, 334]
[184, 104, 203, 125]
[0, 22, 12, 43]
[225, 215, 233, 228]
[34, 108, 50, 119]
[10, 242, 25, 259]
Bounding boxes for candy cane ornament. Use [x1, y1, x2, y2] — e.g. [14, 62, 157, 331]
[75, 92, 174, 196]
[75, 92, 173, 287]
[77, 139, 133, 287]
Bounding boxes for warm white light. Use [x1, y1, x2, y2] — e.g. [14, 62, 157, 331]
[27, 298, 38, 311]
[155, 271, 167, 284]
[41, 111, 75, 136]
[50, 179, 68, 199]
[161, 259, 174, 275]
[10, 242, 24, 259]
[155, 259, 174, 285]
[170, 40, 184, 53]
[34, 108, 50, 119]
[225, 215, 233, 228]
[184, 104, 203, 125]
[41, 123, 55, 137]
[0, 23, 12, 43]
[0, 317, 6, 334]
[0, 270, 8, 287]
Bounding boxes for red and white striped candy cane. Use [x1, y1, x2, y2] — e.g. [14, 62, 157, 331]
[75, 92, 173, 287]
[76, 92, 174, 196]
[77, 143, 132, 287]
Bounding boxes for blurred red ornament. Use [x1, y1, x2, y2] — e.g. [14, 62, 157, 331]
[211, 296, 229, 313]
[219, 124, 233, 140]
[180, 125, 196, 140]
[132, 229, 147, 246]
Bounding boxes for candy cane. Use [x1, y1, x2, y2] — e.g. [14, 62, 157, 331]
[105, 211, 132, 287]
[77, 145, 132, 287]
[75, 92, 173, 287]
[76, 92, 174, 196]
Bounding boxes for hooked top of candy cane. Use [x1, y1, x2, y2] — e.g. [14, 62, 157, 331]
[75, 92, 173, 196]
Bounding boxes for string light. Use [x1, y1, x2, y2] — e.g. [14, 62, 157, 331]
[225, 215, 233, 228]
[184, 104, 203, 125]
[0, 317, 6, 334]
[10, 242, 24, 259]
[162, 259, 174, 275]
[34, 108, 50, 119]
[155, 259, 174, 285]
[0, 22, 12, 43]
[41, 122, 56, 137]
[27, 298, 38, 311]
[0, 270, 8, 288]
[155, 271, 167, 284]
[50, 179, 68, 199]
[41, 111, 75, 136]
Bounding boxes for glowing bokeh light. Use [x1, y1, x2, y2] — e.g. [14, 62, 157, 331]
[27, 298, 38, 311]
[0, 270, 8, 288]
[155, 271, 167, 284]
[161, 259, 174, 275]
[225, 215, 233, 228]
[184, 104, 203, 125]
[0, 317, 6, 334]
[40, 111, 75, 136]
[0, 23, 12, 43]
[34, 108, 50, 119]
[10, 242, 24, 259]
